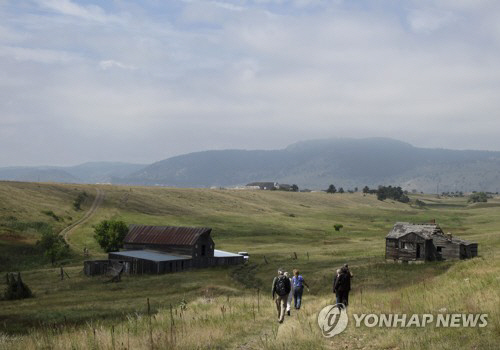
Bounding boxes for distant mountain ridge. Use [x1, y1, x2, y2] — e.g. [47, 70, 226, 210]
[2, 138, 500, 193]
[0, 162, 146, 184]
[119, 138, 500, 193]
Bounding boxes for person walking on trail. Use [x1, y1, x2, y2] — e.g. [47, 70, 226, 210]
[292, 269, 310, 310]
[333, 266, 351, 308]
[272, 268, 291, 323]
[333, 268, 341, 305]
[284, 271, 294, 316]
[343, 263, 354, 278]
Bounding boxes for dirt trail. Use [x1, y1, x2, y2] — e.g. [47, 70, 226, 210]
[61, 188, 105, 248]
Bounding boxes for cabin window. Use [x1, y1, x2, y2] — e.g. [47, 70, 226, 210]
[400, 242, 414, 249]
[437, 246, 442, 253]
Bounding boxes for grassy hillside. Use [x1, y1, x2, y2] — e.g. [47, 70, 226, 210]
[0, 182, 499, 349]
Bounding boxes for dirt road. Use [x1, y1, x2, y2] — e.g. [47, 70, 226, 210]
[61, 187, 105, 248]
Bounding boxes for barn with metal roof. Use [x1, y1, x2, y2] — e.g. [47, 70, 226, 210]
[85, 225, 244, 276]
[124, 225, 215, 259]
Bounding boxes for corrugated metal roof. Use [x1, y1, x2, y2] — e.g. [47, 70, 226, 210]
[214, 249, 242, 258]
[386, 222, 443, 239]
[125, 225, 212, 246]
[110, 250, 191, 262]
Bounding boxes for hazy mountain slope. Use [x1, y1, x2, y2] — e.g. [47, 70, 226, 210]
[0, 167, 79, 183]
[2, 138, 500, 192]
[0, 162, 146, 184]
[65, 162, 147, 183]
[121, 138, 500, 192]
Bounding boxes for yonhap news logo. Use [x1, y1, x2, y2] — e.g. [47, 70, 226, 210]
[317, 305, 488, 338]
[317, 304, 348, 337]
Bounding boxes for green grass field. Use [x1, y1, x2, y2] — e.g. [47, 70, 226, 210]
[0, 181, 499, 349]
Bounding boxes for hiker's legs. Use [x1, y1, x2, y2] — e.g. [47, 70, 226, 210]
[340, 291, 349, 308]
[295, 287, 303, 309]
[286, 291, 292, 314]
[335, 292, 341, 305]
[278, 296, 286, 322]
[275, 297, 281, 316]
[343, 292, 349, 307]
[293, 289, 298, 308]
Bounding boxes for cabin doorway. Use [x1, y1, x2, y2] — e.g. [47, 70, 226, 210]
[416, 244, 421, 259]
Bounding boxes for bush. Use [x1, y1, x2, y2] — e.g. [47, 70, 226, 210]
[415, 199, 426, 207]
[36, 230, 70, 264]
[468, 192, 488, 203]
[41, 210, 61, 221]
[4, 272, 33, 300]
[326, 184, 337, 194]
[376, 185, 410, 203]
[73, 191, 88, 211]
[334, 224, 344, 231]
[94, 220, 129, 252]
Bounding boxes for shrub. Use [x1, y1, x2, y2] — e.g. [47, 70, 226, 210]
[41, 210, 61, 221]
[36, 230, 70, 264]
[468, 192, 488, 203]
[73, 191, 88, 211]
[94, 220, 129, 252]
[334, 224, 344, 231]
[4, 272, 33, 300]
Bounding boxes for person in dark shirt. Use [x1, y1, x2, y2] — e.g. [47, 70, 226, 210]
[272, 268, 291, 323]
[333, 266, 351, 308]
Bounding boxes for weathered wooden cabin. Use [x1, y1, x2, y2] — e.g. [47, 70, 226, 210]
[385, 222, 478, 263]
[85, 225, 244, 276]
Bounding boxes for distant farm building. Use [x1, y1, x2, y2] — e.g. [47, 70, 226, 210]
[385, 222, 478, 263]
[84, 225, 244, 276]
[246, 182, 278, 190]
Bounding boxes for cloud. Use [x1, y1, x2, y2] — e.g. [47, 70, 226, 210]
[408, 8, 458, 34]
[35, 0, 120, 23]
[0, 45, 81, 64]
[99, 59, 136, 70]
[1, 0, 500, 166]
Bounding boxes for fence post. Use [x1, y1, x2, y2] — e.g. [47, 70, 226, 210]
[147, 298, 153, 350]
[257, 288, 260, 313]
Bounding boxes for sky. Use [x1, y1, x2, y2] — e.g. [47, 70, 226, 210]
[1, 0, 500, 166]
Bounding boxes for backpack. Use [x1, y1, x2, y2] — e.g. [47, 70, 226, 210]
[275, 275, 291, 296]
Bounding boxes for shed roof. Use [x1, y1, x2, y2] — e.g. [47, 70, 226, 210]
[125, 225, 212, 246]
[386, 222, 443, 239]
[109, 250, 191, 262]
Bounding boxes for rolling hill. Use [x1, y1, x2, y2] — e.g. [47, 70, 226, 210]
[2, 138, 500, 192]
[120, 138, 500, 193]
[0, 162, 146, 184]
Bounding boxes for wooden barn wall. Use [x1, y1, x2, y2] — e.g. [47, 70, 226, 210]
[106, 254, 244, 275]
[430, 235, 460, 260]
[84, 260, 111, 276]
[466, 244, 478, 258]
[193, 234, 215, 258]
[385, 238, 399, 260]
[386, 233, 426, 261]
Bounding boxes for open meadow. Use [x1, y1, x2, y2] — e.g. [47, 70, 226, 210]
[0, 181, 499, 349]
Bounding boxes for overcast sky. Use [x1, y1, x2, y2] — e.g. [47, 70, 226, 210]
[1, 0, 500, 166]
